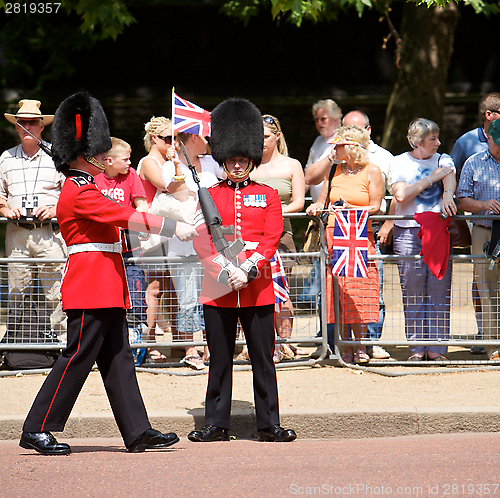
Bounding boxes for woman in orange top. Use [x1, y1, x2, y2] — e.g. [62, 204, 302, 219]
[307, 125, 384, 364]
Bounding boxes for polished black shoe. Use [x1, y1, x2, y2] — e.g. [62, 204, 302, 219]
[19, 432, 71, 455]
[258, 424, 297, 442]
[188, 425, 230, 442]
[127, 428, 179, 453]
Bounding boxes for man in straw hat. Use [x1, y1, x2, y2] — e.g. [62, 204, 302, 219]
[19, 92, 197, 455]
[0, 99, 67, 353]
[188, 98, 296, 443]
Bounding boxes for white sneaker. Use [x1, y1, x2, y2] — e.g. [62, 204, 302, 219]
[370, 346, 391, 359]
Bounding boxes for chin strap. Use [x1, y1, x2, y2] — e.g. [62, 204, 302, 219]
[223, 160, 254, 180]
[85, 156, 106, 171]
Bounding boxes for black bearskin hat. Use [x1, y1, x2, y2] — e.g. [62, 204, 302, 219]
[211, 98, 264, 167]
[51, 92, 111, 174]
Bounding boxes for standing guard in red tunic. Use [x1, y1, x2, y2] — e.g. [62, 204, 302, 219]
[188, 98, 297, 443]
[20, 92, 197, 455]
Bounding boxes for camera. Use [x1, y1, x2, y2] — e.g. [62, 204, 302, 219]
[22, 195, 38, 217]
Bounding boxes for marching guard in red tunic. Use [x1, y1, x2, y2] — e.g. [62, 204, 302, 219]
[20, 92, 197, 455]
[188, 98, 296, 443]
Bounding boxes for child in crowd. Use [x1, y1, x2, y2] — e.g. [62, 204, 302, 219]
[95, 137, 148, 365]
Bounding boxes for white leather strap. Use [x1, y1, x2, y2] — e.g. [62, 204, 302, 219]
[67, 242, 122, 255]
[243, 241, 258, 251]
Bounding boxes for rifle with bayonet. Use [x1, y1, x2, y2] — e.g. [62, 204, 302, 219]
[179, 141, 244, 266]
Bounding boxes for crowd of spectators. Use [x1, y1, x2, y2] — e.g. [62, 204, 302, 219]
[2, 92, 500, 367]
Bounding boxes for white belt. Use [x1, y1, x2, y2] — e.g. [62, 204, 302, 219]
[243, 241, 258, 251]
[67, 242, 122, 255]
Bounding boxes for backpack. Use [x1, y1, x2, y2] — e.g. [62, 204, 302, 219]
[0, 295, 60, 370]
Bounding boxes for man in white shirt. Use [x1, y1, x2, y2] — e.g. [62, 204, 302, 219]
[0, 100, 66, 347]
[342, 110, 394, 360]
[450, 93, 500, 355]
[302, 100, 342, 357]
[304, 99, 342, 201]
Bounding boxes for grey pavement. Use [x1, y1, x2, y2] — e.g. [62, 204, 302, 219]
[2, 347, 500, 443]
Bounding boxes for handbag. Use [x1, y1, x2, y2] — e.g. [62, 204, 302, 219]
[301, 163, 337, 253]
[448, 218, 471, 248]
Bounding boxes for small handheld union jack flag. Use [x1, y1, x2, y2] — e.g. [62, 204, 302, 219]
[330, 209, 369, 278]
[172, 91, 211, 136]
[270, 251, 289, 310]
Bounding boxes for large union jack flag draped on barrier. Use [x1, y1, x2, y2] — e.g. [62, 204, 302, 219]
[270, 251, 289, 310]
[172, 92, 211, 136]
[330, 209, 369, 278]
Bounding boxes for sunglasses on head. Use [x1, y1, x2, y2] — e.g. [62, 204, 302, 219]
[157, 135, 172, 144]
[264, 116, 277, 126]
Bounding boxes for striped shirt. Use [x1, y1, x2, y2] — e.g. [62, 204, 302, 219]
[456, 149, 500, 228]
[0, 143, 63, 212]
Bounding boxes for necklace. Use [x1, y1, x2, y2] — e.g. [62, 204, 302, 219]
[342, 163, 362, 175]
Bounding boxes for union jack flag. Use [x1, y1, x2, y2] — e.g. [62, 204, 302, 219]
[330, 209, 369, 278]
[172, 93, 211, 136]
[270, 251, 289, 309]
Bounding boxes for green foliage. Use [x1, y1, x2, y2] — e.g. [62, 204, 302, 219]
[0, 0, 136, 90]
[63, 0, 136, 40]
[218, 0, 498, 25]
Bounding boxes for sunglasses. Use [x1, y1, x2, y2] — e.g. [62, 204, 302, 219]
[263, 116, 277, 126]
[157, 135, 172, 144]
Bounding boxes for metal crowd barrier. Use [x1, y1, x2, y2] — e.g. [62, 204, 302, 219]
[3, 212, 499, 370]
[0, 214, 332, 371]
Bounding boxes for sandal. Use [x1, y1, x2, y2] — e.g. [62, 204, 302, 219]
[145, 349, 168, 364]
[290, 345, 308, 356]
[202, 348, 211, 363]
[427, 354, 446, 362]
[273, 348, 284, 363]
[341, 353, 354, 364]
[280, 344, 295, 360]
[354, 350, 370, 364]
[236, 350, 250, 361]
[408, 354, 424, 362]
[181, 355, 207, 370]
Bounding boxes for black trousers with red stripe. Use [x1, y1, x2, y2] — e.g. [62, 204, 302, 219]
[203, 304, 280, 432]
[23, 308, 151, 447]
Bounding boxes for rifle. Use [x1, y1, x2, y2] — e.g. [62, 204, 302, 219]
[16, 122, 52, 157]
[180, 141, 244, 263]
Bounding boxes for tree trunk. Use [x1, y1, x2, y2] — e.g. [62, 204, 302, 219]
[381, 2, 460, 154]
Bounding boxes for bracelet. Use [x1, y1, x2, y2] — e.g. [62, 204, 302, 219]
[425, 176, 433, 187]
[444, 189, 454, 194]
[173, 175, 186, 182]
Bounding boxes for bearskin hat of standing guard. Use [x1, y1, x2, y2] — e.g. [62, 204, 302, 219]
[51, 91, 111, 174]
[210, 98, 264, 168]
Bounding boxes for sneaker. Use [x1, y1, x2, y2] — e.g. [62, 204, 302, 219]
[369, 346, 391, 359]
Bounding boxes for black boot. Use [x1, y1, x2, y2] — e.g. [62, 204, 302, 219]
[188, 425, 230, 442]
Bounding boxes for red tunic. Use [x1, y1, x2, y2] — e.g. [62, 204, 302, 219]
[57, 170, 176, 310]
[194, 178, 282, 308]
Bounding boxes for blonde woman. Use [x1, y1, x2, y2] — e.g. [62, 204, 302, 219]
[161, 132, 223, 367]
[138, 117, 186, 363]
[250, 114, 305, 361]
[307, 125, 384, 364]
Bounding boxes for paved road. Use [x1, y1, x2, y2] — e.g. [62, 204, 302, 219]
[2, 433, 499, 497]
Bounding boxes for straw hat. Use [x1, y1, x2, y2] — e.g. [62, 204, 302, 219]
[4, 99, 54, 125]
